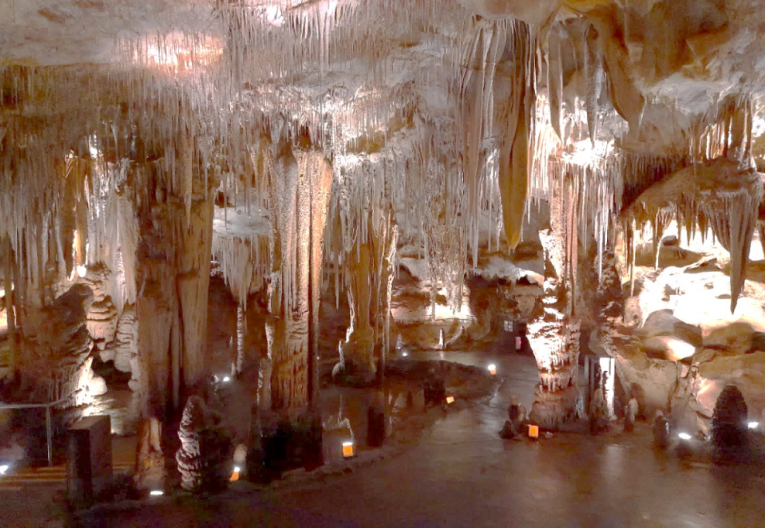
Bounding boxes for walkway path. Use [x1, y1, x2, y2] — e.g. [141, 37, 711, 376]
[9, 349, 765, 527]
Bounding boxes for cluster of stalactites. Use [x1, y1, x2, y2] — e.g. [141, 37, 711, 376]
[623, 156, 763, 312]
[456, 16, 538, 255]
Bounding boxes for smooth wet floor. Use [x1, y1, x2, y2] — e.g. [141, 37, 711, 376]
[10, 349, 765, 527]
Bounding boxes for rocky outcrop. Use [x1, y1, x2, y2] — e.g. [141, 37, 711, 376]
[101, 304, 137, 377]
[19, 283, 106, 404]
[615, 350, 679, 419]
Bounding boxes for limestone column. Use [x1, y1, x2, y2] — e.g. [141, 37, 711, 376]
[528, 179, 581, 430]
[265, 134, 332, 414]
[338, 207, 397, 384]
[134, 133, 215, 420]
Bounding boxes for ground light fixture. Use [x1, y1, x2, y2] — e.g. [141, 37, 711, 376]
[0, 464, 8, 475]
[342, 441, 355, 458]
[528, 425, 539, 439]
[230, 466, 241, 482]
[488, 364, 497, 375]
[748, 421, 759, 430]
[150, 490, 164, 497]
[678, 432, 692, 441]
[222, 376, 231, 383]
[445, 396, 455, 405]
[402, 352, 408, 357]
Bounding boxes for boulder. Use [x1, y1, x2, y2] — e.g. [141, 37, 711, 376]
[615, 351, 678, 417]
[641, 309, 702, 346]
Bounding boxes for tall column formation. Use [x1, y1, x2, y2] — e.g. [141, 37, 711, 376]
[264, 132, 332, 413]
[528, 181, 581, 430]
[134, 130, 215, 419]
[339, 207, 397, 385]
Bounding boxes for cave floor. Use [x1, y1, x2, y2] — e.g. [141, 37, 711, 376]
[5, 349, 765, 527]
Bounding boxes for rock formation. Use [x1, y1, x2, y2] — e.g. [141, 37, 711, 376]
[2, 0, 765, 436]
[176, 396, 207, 491]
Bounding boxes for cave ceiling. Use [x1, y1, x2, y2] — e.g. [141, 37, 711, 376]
[2, 0, 764, 156]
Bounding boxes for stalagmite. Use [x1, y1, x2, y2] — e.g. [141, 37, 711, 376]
[176, 396, 207, 491]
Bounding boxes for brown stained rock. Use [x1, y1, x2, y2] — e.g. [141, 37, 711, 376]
[20, 283, 95, 401]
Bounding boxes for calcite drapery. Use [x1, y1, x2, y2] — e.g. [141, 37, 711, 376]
[337, 204, 398, 384]
[459, 18, 535, 252]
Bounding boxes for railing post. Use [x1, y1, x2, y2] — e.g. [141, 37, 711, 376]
[45, 405, 53, 467]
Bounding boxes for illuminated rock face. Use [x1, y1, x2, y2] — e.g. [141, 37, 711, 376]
[19, 283, 98, 404]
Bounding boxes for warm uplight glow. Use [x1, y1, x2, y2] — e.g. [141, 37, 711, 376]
[678, 432, 692, 441]
[342, 441, 355, 458]
[445, 396, 455, 404]
[76, 265, 87, 278]
[488, 364, 497, 375]
[528, 425, 539, 439]
[427, 302, 474, 321]
[230, 466, 241, 482]
[150, 490, 164, 496]
[140, 34, 223, 73]
[599, 357, 615, 419]
[748, 422, 759, 430]
[562, 139, 614, 168]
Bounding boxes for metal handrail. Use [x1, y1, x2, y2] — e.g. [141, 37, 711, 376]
[0, 398, 69, 466]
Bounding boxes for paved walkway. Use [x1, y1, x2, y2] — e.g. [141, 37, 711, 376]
[8, 350, 765, 527]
